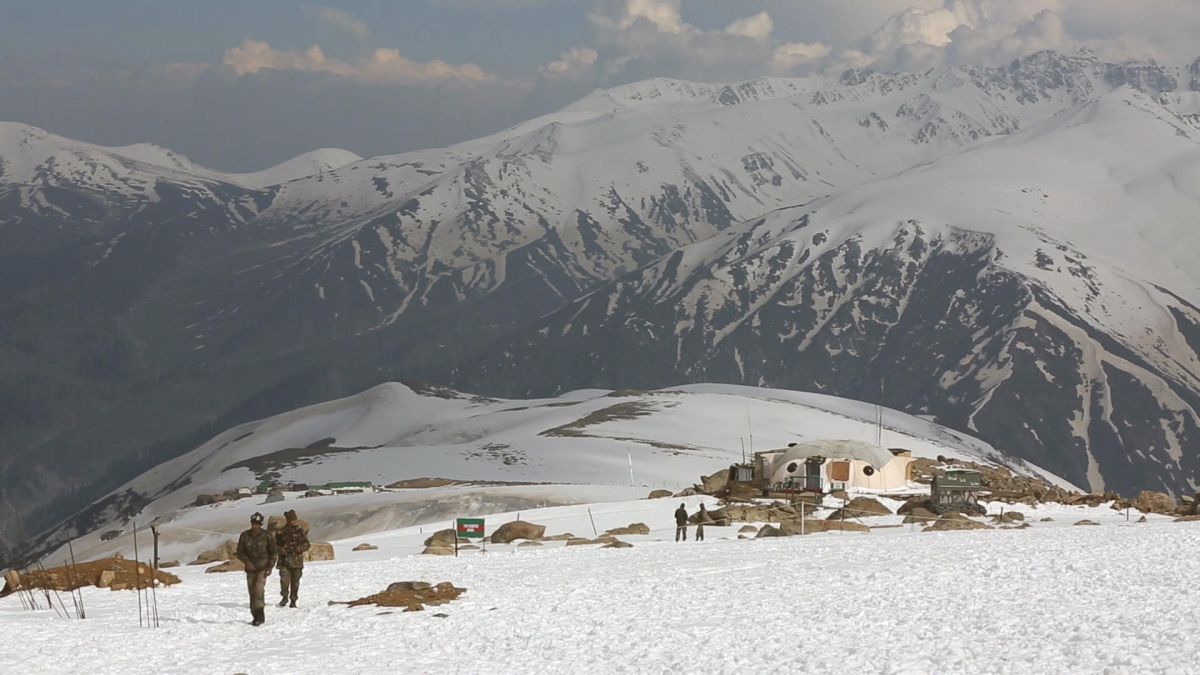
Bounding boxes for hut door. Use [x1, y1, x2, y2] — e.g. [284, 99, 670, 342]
[803, 459, 822, 490]
[829, 461, 851, 482]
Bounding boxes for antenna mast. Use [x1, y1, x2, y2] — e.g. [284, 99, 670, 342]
[876, 378, 885, 447]
[745, 405, 754, 456]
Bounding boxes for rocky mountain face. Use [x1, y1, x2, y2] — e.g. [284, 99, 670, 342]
[2, 49, 1199, 549]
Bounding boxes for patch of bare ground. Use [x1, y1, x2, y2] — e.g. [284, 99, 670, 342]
[385, 477, 560, 489]
[467, 442, 528, 466]
[330, 581, 465, 612]
[403, 380, 497, 404]
[499, 401, 583, 412]
[222, 437, 384, 478]
[539, 401, 662, 438]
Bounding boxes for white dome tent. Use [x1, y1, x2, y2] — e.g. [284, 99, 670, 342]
[758, 439, 915, 492]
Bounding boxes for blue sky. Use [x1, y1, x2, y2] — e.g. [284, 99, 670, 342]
[1, 1, 585, 74]
[1, 0, 1196, 170]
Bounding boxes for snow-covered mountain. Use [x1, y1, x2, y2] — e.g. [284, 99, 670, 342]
[460, 86, 1200, 496]
[3, 48, 1199, 552]
[235, 50, 1196, 337]
[35, 380, 1071, 563]
[0, 121, 359, 281]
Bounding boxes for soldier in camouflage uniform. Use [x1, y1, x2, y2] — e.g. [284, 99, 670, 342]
[236, 512, 278, 626]
[275, 509, 311, 608]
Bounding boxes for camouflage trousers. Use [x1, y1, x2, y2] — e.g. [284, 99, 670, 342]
[675, 525, 687, 541]
[279, 566, 303, 602]
[245, 570, 268, 610]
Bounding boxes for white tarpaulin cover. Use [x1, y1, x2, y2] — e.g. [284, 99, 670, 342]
[767, 439, 896, 474]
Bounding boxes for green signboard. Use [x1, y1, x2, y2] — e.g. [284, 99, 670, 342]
[456, 518, 485, 539]
[935, 470, 982, 491]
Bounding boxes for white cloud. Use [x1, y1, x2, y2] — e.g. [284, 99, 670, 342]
[725, 12, 774, 41]
[220, 40, 494, 86]
[943, 9, 1075, 66]
[618, 0, 685, 33]
[540, 47, 599, 81]
[304, 5, 371, 45]
[783, 0, 1192, 75]
[549, 1, 781, 85]
[543, 0, 1200, 88]
[772, 42, 833, 74]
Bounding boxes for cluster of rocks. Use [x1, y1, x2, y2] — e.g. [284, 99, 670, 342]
[192, 488, 257, 507]
[420, 520, 647, 554]
[1, 557, 181, 596]
[646, 468, 732, 501]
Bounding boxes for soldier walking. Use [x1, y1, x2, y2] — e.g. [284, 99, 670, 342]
[275, 509, 311, 608]
[674, 503, 689, 541]
[695, 503, 707, 541]
[236, 512, 278, 626]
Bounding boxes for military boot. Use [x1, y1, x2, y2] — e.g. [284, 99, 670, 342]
[289, 599, 297, 608]
[278, 598, 288, 608]
[251, 608, 265, 626]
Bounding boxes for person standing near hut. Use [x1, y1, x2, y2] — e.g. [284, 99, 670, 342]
[236, 512, 278, 626]
[674, 503, 689, 541]
[275, 509, 310, 608]
[695, 503, 708, 541]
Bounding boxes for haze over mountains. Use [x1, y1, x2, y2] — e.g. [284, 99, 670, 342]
[3, 48, 1200, 551]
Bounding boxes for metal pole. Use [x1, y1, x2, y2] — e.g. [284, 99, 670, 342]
[800, 502, 805, 536]
[746, 406, 754, 455]
[133, 522, 143, 628]
[68, 539, 85, 620]
[151, 524, 160, 571]
[588, 508, 598, 537]
[63, 555, 81, 620]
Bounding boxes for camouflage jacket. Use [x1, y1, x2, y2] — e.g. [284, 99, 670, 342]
[275, 524, 311, 569]
[235, 528, 278, 572]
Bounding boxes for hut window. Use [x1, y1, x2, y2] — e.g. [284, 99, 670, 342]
[829, 461, 850, 481]
[787, 462, 798, 474]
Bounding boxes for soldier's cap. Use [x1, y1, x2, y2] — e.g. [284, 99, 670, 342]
[250, 512, 264, 525]
[284, 509, 298, 522]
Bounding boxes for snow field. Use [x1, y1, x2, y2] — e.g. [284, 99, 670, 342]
[5, 496, 1197, 674]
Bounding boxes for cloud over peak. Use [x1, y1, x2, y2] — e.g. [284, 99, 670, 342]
[538, 0, 1200, 90]
[221, 40, 493, 86]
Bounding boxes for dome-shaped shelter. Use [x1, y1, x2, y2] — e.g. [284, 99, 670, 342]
[757, 439, 915, 492]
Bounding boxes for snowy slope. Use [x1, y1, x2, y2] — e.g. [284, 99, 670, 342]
[0, 122, 360, 193]
[41, 381, 1071, 564]
[0, 121, 359, 252]
[106, 143, 362, 189]
[464, 87, 1200, 497]
[7, 499, 1199, 675]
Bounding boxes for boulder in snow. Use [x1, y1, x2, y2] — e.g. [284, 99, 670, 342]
[490, 520, 546, 544]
